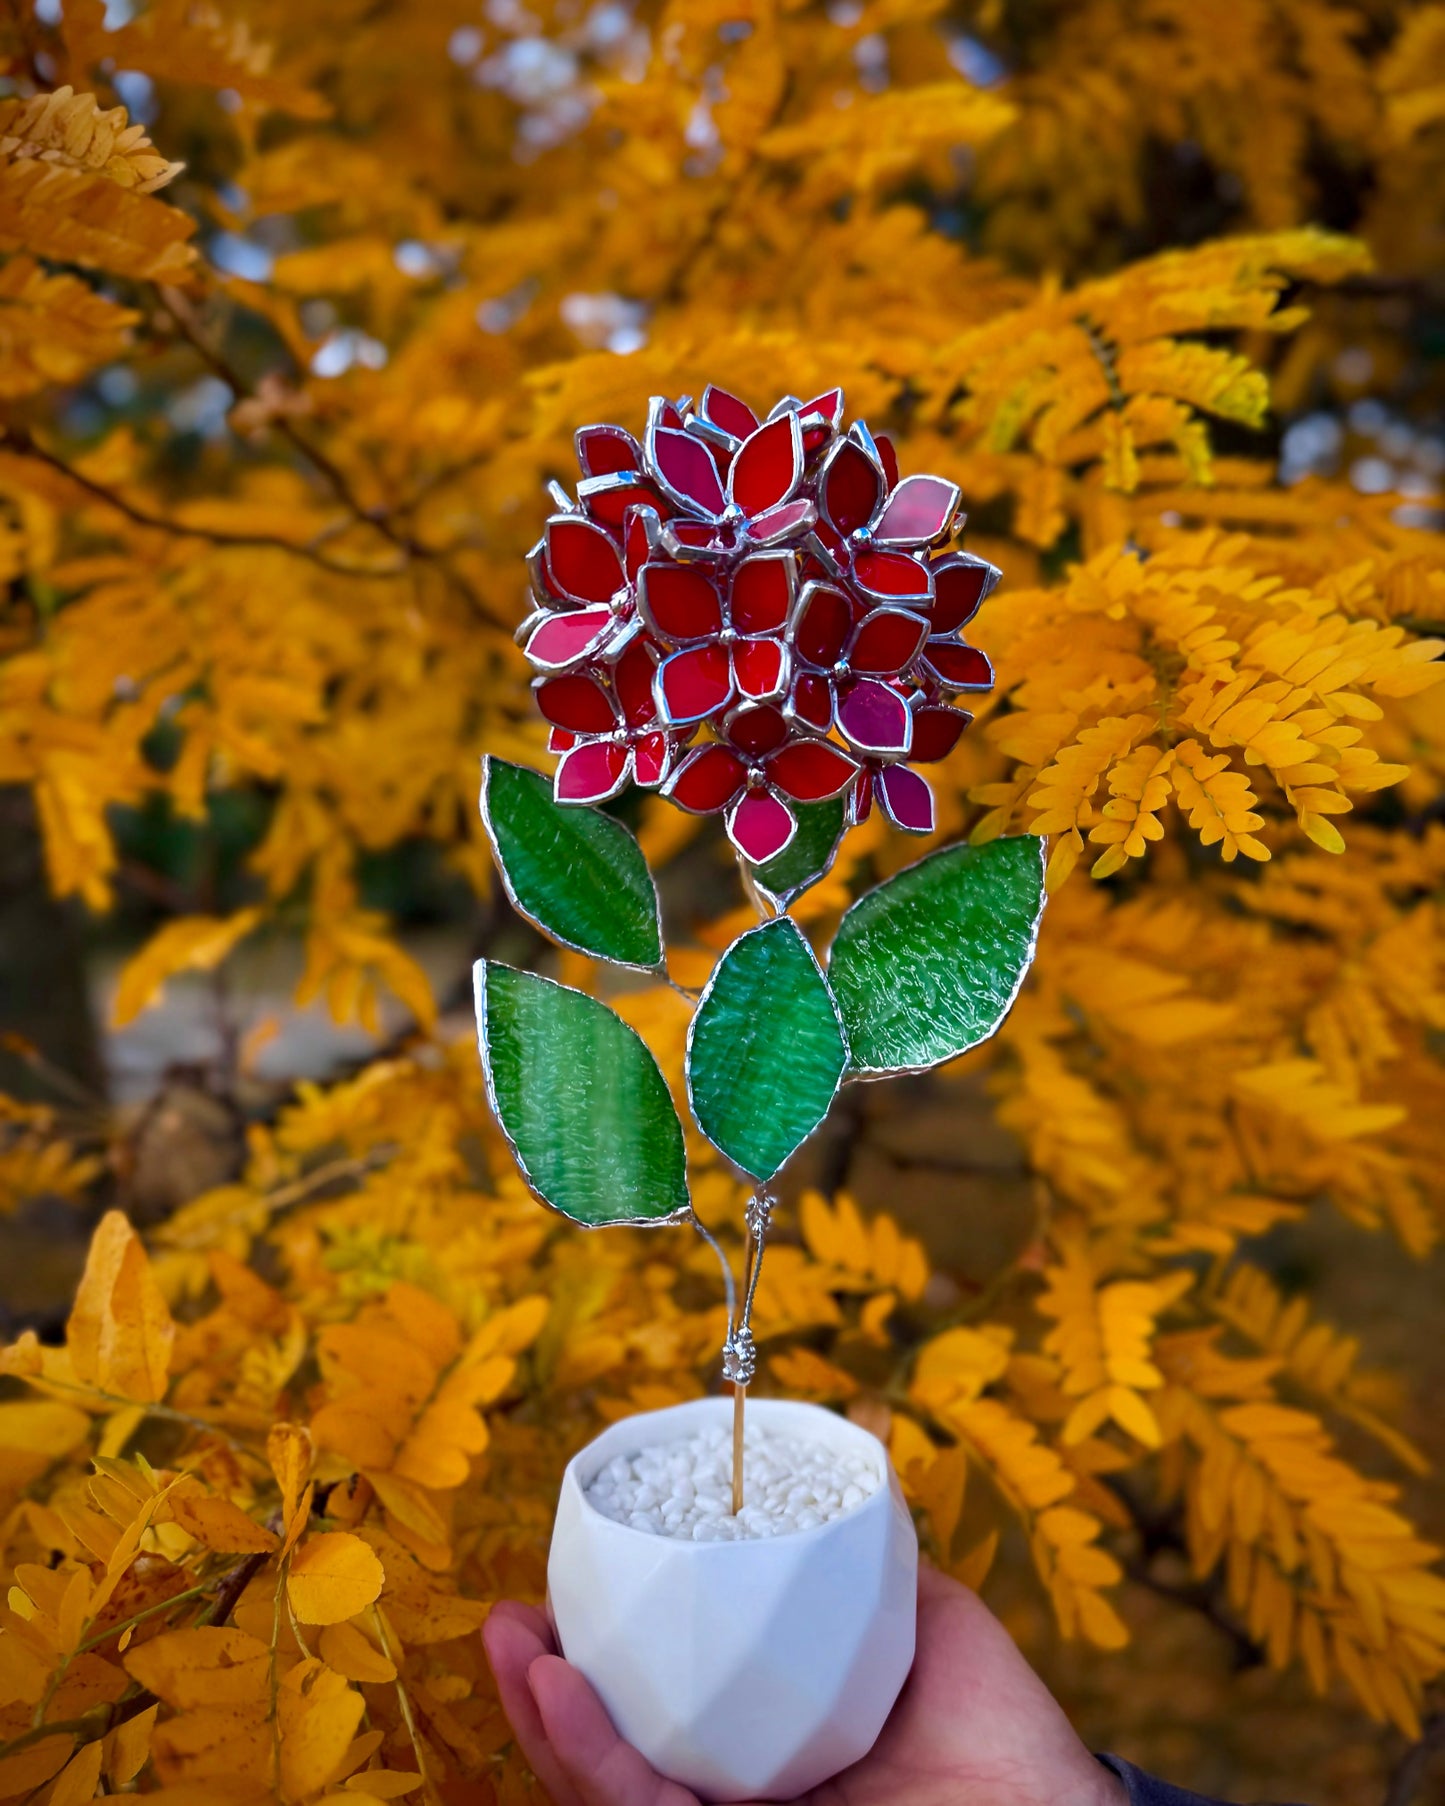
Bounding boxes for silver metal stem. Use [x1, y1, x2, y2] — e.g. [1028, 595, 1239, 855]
[690, 1210, 738, 1336]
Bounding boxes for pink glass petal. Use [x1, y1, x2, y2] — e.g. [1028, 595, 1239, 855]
[664, 743, 746, 814]
[525, 606, 616, 671]
[853, 548, 933, 602]
[874, 474, 961, 548]
[727, 789, 797, 864]
[847, 766, 875, 827]
[639, 563, 724, 643]
[846, 607, 930, 677]
[765, 740, 860, 803]
[614, 636, 660, 727]
[555, 740, 631, 806]
[576, 424, 642, 479]
[787, 672, 834, 734]
[909, 703, 971, 762]
[578, 472, 656, 528]
[726, 704, 789, 758]
[655, 643, 734, 725]
[729, 411, 803, 518]
[534, 673, 620, 734]
[650, 426, 727, 517]
[789, 583, 853, 669]
[930, 553, 999, 634]
[874, 433, 900, 491]
[821, 439, 884, 537]
[729, 553, 795, 635]
[702, 385, 759, 440]
[545, 516, 626, 605]
[877, 763, 935, 833]
[837, 679, 912, 756]
[732, 635, 788, 701]
[923, 641, 995, 692]
[624, 505, 661, 581]
[743, 498, 816, 544]
[632, 731, 673, 788]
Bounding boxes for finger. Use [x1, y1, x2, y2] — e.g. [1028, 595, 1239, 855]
[483, 1606, 586, 1806]
[528, 1653, 699, 1806]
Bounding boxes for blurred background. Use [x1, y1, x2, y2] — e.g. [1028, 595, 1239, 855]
[0, 1, 1443, 1802]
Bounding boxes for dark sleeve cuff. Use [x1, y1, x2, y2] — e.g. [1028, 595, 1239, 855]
[1096, 1754, 1306, 1806]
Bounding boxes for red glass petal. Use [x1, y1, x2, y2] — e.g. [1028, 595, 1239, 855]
[877, 763, 935, 833]
[726, 704, 788, 758]
[662, 519, 731, 561]
[727, 789, 797, 864]
[729, 412, 803, 518]
[874, 433, 900, 491]
[909, 703, 971, 762]
[846, 607, 930, 677]
[656, 400, 685, 431]
[766, 740, 860, 803]
[651, 426, 727, 517]
[545, 516, 625, 605]
[732, 635, 788, 701]
[874, 474, 961, 548]
[930, 553, 999, 634]
[624, 505, 661, 581]
[787, 672, 834, 734]
[631, 731, 674, 788]
[798, 388, 843, 429]
[729, 553, 795, 635]
[743, 498, 816, 544]
[789, 582, 853, 669]
[534, 673, 620, 734]
[837, 679, 912, 756]
[525, 606, 616, 671]
[578, 472, 656, 528]
[614, 635, 660, 727]
[702, 385, 759, 441]
[638, 563, 724, 642]
[853, 548, 932, 602]
[847, 767, 874, 826]
[548, 726, 577, 753]
[555, 740, 630, 805]
[923, 641, 995, 692]
[527, 537, 563, 603]
[821, 439, 884, 537]
[576, 424, 641, 479]
[655, 643, 734, 724]
[664, 743, 746, 814]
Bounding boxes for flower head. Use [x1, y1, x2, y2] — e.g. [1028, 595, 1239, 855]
[520, 386, 998, 859]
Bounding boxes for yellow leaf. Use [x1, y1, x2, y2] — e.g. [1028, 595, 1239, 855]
[165, 1482, 281, 1555]
[317, 1621, 397, 1685]
[104, 1703, 158, 1786]
[123, 1627, 271, 1710]
[345, 1772, 424, 1798]
[278, 1659, 366, 1800]
[66, 1211, 174, 1403]
[288, 1533, 386, 1626]
[110, 909, 263, 1028]
[48, 1739, 104, 1805]
[268, 1422, 315, 1548]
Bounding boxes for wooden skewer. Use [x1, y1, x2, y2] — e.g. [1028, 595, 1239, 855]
[731, 1380, 745, 1516]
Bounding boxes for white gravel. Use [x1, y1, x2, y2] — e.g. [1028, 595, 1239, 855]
[583, 1423, 881, 1540]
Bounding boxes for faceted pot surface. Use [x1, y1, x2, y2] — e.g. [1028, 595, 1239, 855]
[547, 1397, 919, 1801]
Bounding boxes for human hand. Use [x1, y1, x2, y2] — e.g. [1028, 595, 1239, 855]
[483, 1565, 1126, 1806]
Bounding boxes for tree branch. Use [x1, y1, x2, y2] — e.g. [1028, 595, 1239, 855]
[1383, 1710, 1445, 1806]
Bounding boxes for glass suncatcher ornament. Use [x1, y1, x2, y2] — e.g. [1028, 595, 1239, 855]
[477, 386, 1045, 1512]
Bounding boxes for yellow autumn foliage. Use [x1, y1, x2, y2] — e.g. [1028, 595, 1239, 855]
[0, 0, 1441, 1801]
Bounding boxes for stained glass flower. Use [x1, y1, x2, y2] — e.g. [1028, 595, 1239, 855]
[519, 385, 999, 862]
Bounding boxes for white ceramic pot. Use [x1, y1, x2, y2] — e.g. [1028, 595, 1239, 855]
[547, 1396, 918, 1801]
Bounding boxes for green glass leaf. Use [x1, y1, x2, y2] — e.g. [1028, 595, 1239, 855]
[748, 797, 847, 909]
[686, 916, 848, 1180]
[475, 961, 689, 1226]
[827, 836, 1046, 1077]
[481, 758, 663, 971]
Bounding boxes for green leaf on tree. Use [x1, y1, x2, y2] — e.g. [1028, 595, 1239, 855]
[686, 916, 848, 1180]
[481, 758, 663, 971]
[747, 797, 848, 909]
[827, 836, 1046, 1076]
[475, 961, 689, 1226]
